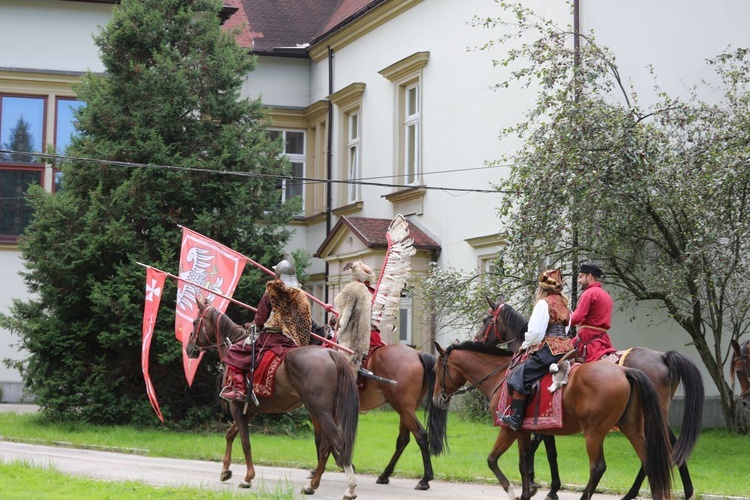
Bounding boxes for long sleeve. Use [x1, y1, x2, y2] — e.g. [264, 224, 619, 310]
[570, 289, 592, 327]
[522, 300, 549, 349]
[253, 293, 272, 328]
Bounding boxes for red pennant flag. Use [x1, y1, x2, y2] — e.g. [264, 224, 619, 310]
[142, 267, 166, 423]
[175, 228, 247, 385]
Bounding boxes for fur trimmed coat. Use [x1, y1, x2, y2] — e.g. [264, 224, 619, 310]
[334, 281, 372, 368]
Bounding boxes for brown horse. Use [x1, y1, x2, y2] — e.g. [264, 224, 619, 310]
[731, 339, 750, 411]
[357, 345, 448, 489]
[187, 297, 359, 499]
[476, 297, 703, 500]
[432, 341, 674, 500]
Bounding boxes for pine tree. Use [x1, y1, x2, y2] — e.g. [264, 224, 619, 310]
[0, 0, 297, 425]
[3, 116, 35, 163]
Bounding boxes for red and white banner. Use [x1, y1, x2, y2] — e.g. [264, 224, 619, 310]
[142, 266, 166, 423]
[175, 227, 247, 385]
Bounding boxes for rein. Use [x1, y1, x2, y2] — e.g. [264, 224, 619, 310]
[438, 347, 507, 403]
[192, 306, 248, 359]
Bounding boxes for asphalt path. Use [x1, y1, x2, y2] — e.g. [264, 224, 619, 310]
[0, 404, 621, 499]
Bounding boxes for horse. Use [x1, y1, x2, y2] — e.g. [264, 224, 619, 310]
[432, 341, 674, 500]
[187, 297, 359, 499]
[731, 339, 750, 411]
[475, 297, 704, 500]
[356, 344, 449, 490]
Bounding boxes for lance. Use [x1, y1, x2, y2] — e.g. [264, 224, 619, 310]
[136, 263, 350, 353]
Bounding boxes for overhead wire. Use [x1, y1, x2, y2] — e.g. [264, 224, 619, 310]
[0, 149, 511, 194]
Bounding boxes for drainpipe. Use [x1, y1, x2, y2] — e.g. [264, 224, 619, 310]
[325, 46, 334, 315]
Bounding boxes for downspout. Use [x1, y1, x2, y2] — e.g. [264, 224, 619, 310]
[571, 0, 581, 307]
[325, 46, 334, 314]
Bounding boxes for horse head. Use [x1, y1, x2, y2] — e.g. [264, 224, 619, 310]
[730, 339, 750, 411]
[432, 342, 467, 410]
[187, 296, 214, 358]
[473, 296, 526, 351]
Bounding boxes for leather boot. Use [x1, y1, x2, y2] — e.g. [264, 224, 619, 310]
[220, 368, 247, 402]
[498, 397, 527, 431]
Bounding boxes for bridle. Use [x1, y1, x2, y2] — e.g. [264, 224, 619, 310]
[476, 303, 505, 344]
[190, 306, 230, 358]
[436, 345, 508, 404]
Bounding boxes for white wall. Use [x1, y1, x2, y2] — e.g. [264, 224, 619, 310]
[0, 1, 112, 74]
[242, 56, 311, 108]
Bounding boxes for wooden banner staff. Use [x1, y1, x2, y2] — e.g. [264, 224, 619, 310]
[136, 262, 351, 353]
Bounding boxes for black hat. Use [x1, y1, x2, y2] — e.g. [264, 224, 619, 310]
[579, 262, 603, 278]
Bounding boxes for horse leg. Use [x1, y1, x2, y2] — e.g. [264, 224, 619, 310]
[518, 433, 534, 500]
[230, 403, 255, 488]
[526, 434, 543, 497]
[542, 435, 561, 500]
[342, 463, 358, 500]
[487, 429, 522, 500]
[579, 432, 607, 500]
[220, 421, 238, 481]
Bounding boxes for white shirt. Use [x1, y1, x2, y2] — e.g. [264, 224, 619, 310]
[521, 299, 571, 350]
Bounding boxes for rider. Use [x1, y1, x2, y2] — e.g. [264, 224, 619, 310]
[332, 261, 386, 370]
[570, 262, 616, 362]
[220, 253, 312, 402]
[498, 268, 574, 431]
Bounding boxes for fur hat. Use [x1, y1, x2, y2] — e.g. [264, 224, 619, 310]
[579, 262, 603, 278]
[344, 261, 375, 284]
[539, 268, 563, 292]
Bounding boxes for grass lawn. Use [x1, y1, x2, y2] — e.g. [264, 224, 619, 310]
[1, 408, 748, 498]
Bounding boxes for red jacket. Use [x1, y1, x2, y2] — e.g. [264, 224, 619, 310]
[570, 282, 612, 330]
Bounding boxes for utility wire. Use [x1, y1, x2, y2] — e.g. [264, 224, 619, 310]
[0, 149, 509, 194]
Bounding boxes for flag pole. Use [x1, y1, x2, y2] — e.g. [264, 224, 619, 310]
[137, 262, 349, 353]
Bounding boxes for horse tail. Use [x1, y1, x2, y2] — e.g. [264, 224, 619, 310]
[330, 350, 359, 467]
[625, 368, 673, 500]
[420, 352, 449, 456]
[663, 350, 704, 466]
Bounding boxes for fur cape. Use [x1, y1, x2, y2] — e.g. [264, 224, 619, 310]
[334, 280, 372, 367]
[264, 279, 311, 346]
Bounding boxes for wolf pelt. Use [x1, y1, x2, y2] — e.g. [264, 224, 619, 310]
[334, 281, 372, 371]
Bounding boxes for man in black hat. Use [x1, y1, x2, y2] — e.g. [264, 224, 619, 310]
[570, 262, 616, 361]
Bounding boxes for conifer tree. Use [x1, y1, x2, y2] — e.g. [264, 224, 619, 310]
[1, 0, 297, 425]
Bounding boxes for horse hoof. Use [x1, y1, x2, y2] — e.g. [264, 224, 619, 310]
[545, 494, 558, 500]
[344, 495, 357, 500]
[302, 486, 316, 495]
[376, 476, 389, 485]
[220, 470, 232, 482]
[238, 481, 251, 489]
[414, 481, 430, 491]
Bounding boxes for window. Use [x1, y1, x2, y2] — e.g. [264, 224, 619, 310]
[379, 52, 429, 189]
[269, 129, 305, 206]
[329, 82, 365, 210]
[404, 83, 419, 185]
[0, 93, 83, 241]
[346, 111, 360, 203]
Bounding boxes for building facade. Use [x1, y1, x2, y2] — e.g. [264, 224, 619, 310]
[2, 1, 749, 422]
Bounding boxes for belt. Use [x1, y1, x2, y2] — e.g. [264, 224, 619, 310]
[580, 325, 608, 332]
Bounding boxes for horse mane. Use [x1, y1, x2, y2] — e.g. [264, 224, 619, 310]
[500, 304, 528, 343]
[447, 340, 513, 358]
[208, 306, 249, 344]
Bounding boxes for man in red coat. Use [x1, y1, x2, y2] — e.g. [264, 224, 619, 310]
[570, 262, 616, 362]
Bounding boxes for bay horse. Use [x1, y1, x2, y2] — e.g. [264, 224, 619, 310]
[356, 344, 448, 490]
[432, 341, 674, 500]
[730, 339, 750, 411]
[187, 297, 359, 499]
[475, 297, 704, 500]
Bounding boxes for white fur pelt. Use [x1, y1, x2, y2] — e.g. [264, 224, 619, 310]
[334, 280, 372, 370]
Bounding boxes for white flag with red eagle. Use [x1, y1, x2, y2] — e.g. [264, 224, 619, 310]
[175, 227, 246, 385]
[142, 266, 166, 423]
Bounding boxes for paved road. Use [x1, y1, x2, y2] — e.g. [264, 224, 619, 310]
[0, 439, 627, 499]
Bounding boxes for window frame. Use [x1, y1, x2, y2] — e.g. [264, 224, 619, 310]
[269, 128, 306, 209]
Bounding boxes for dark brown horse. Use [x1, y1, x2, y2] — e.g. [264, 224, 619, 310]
[432, 341, 674, 500]
[731, 339, 750, 411]
[475, 297, 704, 500]
[187, 297, 359, 499]
[358, 345, 448, 489]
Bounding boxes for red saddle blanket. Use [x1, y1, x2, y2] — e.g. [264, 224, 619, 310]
[495, 366, 579, 431]
[252, 350, 285, 398]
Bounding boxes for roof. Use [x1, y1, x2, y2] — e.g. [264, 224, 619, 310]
[227, 0, 385, 55]
[315, 216, 441, 258]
